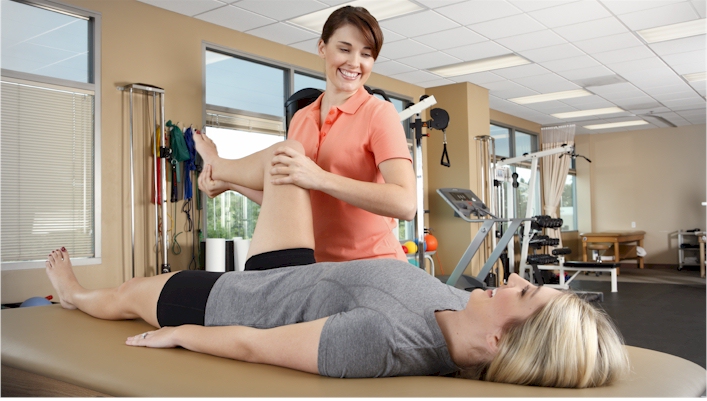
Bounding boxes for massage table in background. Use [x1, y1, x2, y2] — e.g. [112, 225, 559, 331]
[2, 305, 705, 397]
[581, 231, 646, 270]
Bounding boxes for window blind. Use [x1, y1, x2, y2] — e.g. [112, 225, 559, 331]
[206, 109, 284, 135]
[1, 80, 95, 264]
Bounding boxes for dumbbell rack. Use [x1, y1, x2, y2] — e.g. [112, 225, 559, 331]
[522, 215, 567, 283]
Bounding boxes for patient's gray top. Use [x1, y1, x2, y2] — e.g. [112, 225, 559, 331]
[205, 259, 471, 378]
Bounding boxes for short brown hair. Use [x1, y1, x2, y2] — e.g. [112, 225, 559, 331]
[320, 6, 384, 60]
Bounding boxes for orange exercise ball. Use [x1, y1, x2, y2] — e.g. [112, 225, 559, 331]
[424, 234, 438, 252]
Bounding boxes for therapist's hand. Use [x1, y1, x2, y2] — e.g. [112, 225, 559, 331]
[126, 327, 179, 349]
[198, 164, 230, 198]
[270, 146, 326, 190]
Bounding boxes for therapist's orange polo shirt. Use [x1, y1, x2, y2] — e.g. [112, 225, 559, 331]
[288, 87, 412, 263]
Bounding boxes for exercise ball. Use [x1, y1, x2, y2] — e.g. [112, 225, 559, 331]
[409, 258, 419, 267]
[403, 241, 417, 254]
[424, 234, 438, 252]
[20, 297, 52, 308]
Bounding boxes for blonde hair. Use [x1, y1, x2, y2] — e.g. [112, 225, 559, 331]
[460, 291, 630, 388]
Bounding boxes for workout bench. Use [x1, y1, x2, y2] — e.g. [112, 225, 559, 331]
[2, 305, 706, 397]
[538, 261, 620, 292]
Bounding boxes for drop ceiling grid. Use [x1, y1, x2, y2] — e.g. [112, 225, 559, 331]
[133, 0, 706, 133]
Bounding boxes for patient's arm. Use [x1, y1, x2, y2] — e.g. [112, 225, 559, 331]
[126, 317, 327, 374]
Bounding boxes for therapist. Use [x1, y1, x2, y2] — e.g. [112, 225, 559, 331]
[197, 6, 415, 264]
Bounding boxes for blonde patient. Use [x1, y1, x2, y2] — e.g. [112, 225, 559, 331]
[46, 139, 629, 387]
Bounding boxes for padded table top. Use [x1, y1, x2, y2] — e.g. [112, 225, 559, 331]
[2, 305, 705, 397]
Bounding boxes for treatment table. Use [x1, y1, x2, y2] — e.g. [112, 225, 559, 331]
[581, 231, 646, 269]
[2, 305, 705, 397]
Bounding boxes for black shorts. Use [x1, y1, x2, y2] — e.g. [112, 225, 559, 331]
[156, 248, 316, 327]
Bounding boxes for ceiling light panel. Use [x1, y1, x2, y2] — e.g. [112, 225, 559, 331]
[509, 89, 592, 104]
[428, 54, 531, 77]
[288, 0, 423, 32]
[684, 71, 707, 82]
[552, 107, 625, 119]
[636, 18, 707, 43]
[584, 120, 649, 129]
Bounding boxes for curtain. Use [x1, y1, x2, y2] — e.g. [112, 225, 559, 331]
[541, 124, 575, 247]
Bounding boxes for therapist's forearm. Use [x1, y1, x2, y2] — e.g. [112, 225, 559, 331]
[229, 184, 264, 205]
[318, 172, 416, 221]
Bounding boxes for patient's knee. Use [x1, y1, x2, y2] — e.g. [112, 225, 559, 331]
[280, 138, 305, 154]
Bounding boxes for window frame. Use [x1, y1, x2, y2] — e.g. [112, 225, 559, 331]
[1, 0, 102, 270]
[489, 121, 541, 220]
[200, 42, 414, 240]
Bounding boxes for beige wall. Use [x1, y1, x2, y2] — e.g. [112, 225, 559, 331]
[576, 124, 707, 264]
[1, 0, 425, 303]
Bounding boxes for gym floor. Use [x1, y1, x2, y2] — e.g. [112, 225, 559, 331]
[570, 264, 706, 369]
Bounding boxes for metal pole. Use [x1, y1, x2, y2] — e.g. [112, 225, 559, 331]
[129, 88, 136, 279]
[415, 117, 425, 271]
[160, 92, 170, 273]
[152, 93, 160, 274]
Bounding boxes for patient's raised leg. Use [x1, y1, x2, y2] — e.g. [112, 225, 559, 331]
[45, 247, 173, 327]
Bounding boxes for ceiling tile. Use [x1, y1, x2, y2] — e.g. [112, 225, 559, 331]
[449, 71, 506, 85]
[661, 49, 707, 69]
[484, 80, 539, 98]
[643, 82, 695, 95]
[519, 43, 585, 62]
[289, 38, 319, 55]
[540, 55, 601, 72]
[381, 28, 406, 43]
[390, 69, 443, 84]
[508, 1, 582, 13]
[573, 32, 644, 54]
[381, 10, 460, 37]
[599, 0, 685, 15]
[553, 17, 628, 42]
[372, 60, 417, 75]
[234, 0, 327, 21]
[612, 96, 663, 110]
[588, 81, 643, 95]
[616, 2, 700, 31]
[492, 63, 551, 79]
[693, 0, 707, 18]
[413, 0, 467, 9]
[417, 78, 457, 88]
[557, 65, 615, 81]
[443, 40, 512, 61]
[435, 0, 523, 25]
[495, 29, 567, 52]
[661, 95, 706, 108]
[619, 66, 682, 87]
[633, 73, 687, 89]
[652, 89, 702, 101]
[688, 79, 707, 94]
[606, 57, 668, 75]
[138, 0, 226, 16]
[246, 23, 318, 45]
[197, 4, 275, 31]
[672, 61, 705, 75]
[592, 45, 655, 65]
[317, 0, 351, 5]
[397, 51, 463, 69]
[413, 27, 487, 50]
[378, 39, 436, 59]
[528, 0, 612, 28]
[649, 34, 706, 56]
[468, 14, 546, 40]
[514, 73, 579, 92]
[560, 95, 616, 108]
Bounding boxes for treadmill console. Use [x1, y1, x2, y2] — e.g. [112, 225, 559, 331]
[437, 188, 491, 220]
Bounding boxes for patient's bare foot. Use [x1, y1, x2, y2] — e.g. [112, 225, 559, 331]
[45, 248, 80, 310]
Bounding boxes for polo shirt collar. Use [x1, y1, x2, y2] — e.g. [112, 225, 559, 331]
[336, 86, 370, 115]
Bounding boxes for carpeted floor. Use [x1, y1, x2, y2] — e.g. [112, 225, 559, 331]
[569, 264, 706, 369]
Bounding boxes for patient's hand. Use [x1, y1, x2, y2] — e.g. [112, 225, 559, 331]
[126, 327, 179, 349]
[198, 164, 230, 198]
[192, 129, 220, 167]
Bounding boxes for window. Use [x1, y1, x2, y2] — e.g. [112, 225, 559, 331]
[204, 48, 286, 240]
[294, 72, 326, 93]
[561, 167, 578, 231]
[1, 0, 100, 269]
[490, 123, 540, 220]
